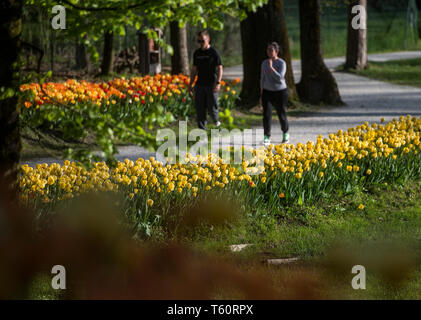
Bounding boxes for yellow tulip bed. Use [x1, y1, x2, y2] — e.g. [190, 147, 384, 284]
[19, 116, 421, 232]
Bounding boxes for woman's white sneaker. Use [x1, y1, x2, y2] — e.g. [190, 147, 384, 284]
[264, 135, 271, 145]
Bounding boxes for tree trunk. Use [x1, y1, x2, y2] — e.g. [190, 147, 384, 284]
[50, 32, 54, 75]
[417, 0, 421, 38]
[345, 0, 367, 70]
[296, 0, 343, 105]
[170, 21, 190, 75]
[75, 40, 88, 70]
[240, 0, 296, 109]
[0, 0, 22, 198]
[138, 32, 150, 75]
[100, 30, 114, 76]
[222, 15, 237, 56]
[31, 6, 42, 67]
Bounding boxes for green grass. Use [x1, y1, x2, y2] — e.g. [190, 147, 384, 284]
[28, 179, 421, 299]
[27, 274, 62, 300]
[188, 180, 421, 299]
[192, 181, 421, 256]
[353, 57, 421, 88]
[285, 2, 421, 60]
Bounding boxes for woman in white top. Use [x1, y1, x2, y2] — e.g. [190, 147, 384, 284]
[260, 42, 289, 145]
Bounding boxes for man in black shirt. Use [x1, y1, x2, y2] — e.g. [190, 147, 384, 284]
[188, 30, 223, 130]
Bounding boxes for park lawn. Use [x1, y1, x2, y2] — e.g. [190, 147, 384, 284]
[21, 114, 421, 300]
[191, 179, 421, 299]
[354, 58, 421, 88]
[28, 179, 421, 299]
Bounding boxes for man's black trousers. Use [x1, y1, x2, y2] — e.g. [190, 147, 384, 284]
[194, 85, 219, 130]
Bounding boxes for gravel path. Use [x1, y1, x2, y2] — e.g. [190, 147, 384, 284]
[24, 51, 421, 166]
[222, 50, 421, 146]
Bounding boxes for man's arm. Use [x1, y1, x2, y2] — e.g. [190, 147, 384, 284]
[188, 65, 198, 96]
[213, 49, 223, 92]
[214, 65, 223, 92]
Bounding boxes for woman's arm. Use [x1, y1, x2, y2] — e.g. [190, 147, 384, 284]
[268, 60, 286, 83]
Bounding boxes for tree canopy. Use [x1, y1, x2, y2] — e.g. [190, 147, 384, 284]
[25, 0, 269, 57]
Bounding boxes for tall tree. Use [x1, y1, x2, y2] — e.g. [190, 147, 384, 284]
[296, 0, 343, 105]
[138, 31, 150, 75]
[0, 0, 23, 198]
[222, 15, 238, 56]
[75, 40, 89, 70]
[100, 30, 114, 76]
[240, 0, 296, 108]
[170, 21, 190, 75]
[345, 0, 367, 70]
[417, 0, 421, 38]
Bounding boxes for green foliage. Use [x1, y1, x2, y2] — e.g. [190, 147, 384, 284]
[19, 75, 241, 165]
[21, 98, 159, 165]
[218, 109, 235, 128]
[24, 0, 269, 56]
[20, 0, 263, 164]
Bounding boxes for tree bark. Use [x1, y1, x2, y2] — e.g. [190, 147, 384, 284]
[100, 30, 114, 76]
[222, 15, 237, 56]
[31, 6, 42, 65]
[50, 32, 55, 75]
[0, 0, 22, 198]
[240, 0, 296, 109]
[417, 0, 421, 38]
[138, 32, 150, 75]
[75, 40, 88, 70]
[170, 21, 190, 75]
[296, 0, 343, 105]
[345, 0, 367, 70]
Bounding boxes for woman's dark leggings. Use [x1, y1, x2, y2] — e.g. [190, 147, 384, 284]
[262, 88, 289, 137]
